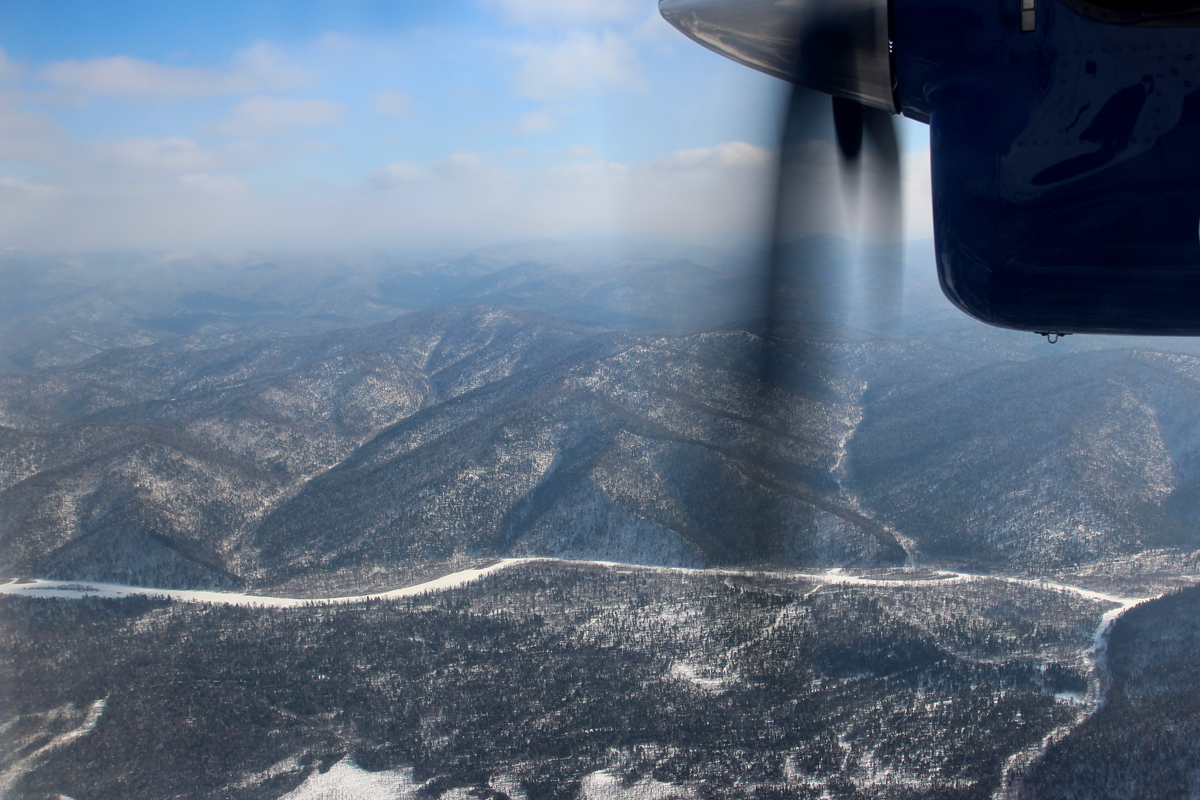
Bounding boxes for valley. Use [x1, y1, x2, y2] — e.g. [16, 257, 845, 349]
[3, 240, 1200, 798]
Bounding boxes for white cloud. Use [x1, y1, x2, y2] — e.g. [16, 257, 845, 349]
[374, 90, 411, 117]
[0, 92, 67, 164]
[370, 161, 424, 188]
[556, 144, 598, 159]
[207, 96, 346, 137]
[481, 0, 650, 26]
[514, 109, 554, 134]
[41, 42, 303, 101]
[631, 8, 675, 42]
[432, 151, 512, 183]
[351, 138, 918, 246]
[372, 152, 513, 190]
[231, 42, 306, 91]
[0, 176, 54, 196]
[512, 31, 644, 99]
[0, 49, 22, 83]
[543, 158, 628, 182]
[350, 142, 774, 246]
[95, 137, 224, 173]
[177, 172, 248, 194]
[0, 140, 767, 250]
[0, 136, 934, 252]
[658, 141, 772, 170]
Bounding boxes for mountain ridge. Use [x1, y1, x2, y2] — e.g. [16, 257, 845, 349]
[3, 243, 1200, 587]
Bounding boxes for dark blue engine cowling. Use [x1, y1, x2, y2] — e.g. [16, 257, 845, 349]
[895, 0, 1200, 334]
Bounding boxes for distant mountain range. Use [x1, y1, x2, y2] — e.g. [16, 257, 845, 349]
[0, 239, 752, 375]
[2, 238, 1199, 587]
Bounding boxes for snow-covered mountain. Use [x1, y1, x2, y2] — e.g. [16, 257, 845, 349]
[3, 240, 1200, 588]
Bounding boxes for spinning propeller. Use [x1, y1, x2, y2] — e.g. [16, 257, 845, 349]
[660, 0, 910, 561]
[660, 0, 905, 349]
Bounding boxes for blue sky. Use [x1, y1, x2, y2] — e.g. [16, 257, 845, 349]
[0, 0, 932, 251]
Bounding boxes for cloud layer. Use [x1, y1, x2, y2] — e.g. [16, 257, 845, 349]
[42, 43, 304, 101]
[207, 97, 345, 137]
[481, 0, 650, 26]
[0, 5, 934, 254]
[0, 130, 932, 252]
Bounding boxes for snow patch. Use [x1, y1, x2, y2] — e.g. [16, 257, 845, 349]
[579, 769, 694, 800]
[280, 758, 418, 800]
[669, 662, 727, 692]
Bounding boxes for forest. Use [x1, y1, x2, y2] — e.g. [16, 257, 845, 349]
[0, 562, 1110, 799]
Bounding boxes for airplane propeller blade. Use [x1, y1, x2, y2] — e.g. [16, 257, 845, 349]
[661, 0, 906, 560]
[859, 104, 904, 328]
[835, 100, 904, 328]
[763, 84, 831, 352]
[832, 96, 864, 161]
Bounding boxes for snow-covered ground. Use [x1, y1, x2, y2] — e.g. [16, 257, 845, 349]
[669, 661, 728, 693]
[266, 758, 531, 800]
[0, 556, 1165, 800]
[580, 768, 694, 800]
[278, 758, 420, 800]
[0, 697, 107, 799]
[989, 590, 1151, 800]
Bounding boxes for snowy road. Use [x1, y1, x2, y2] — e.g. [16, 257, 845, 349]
[0, 560, 526, 607]
[0, 559, 1146, 614]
